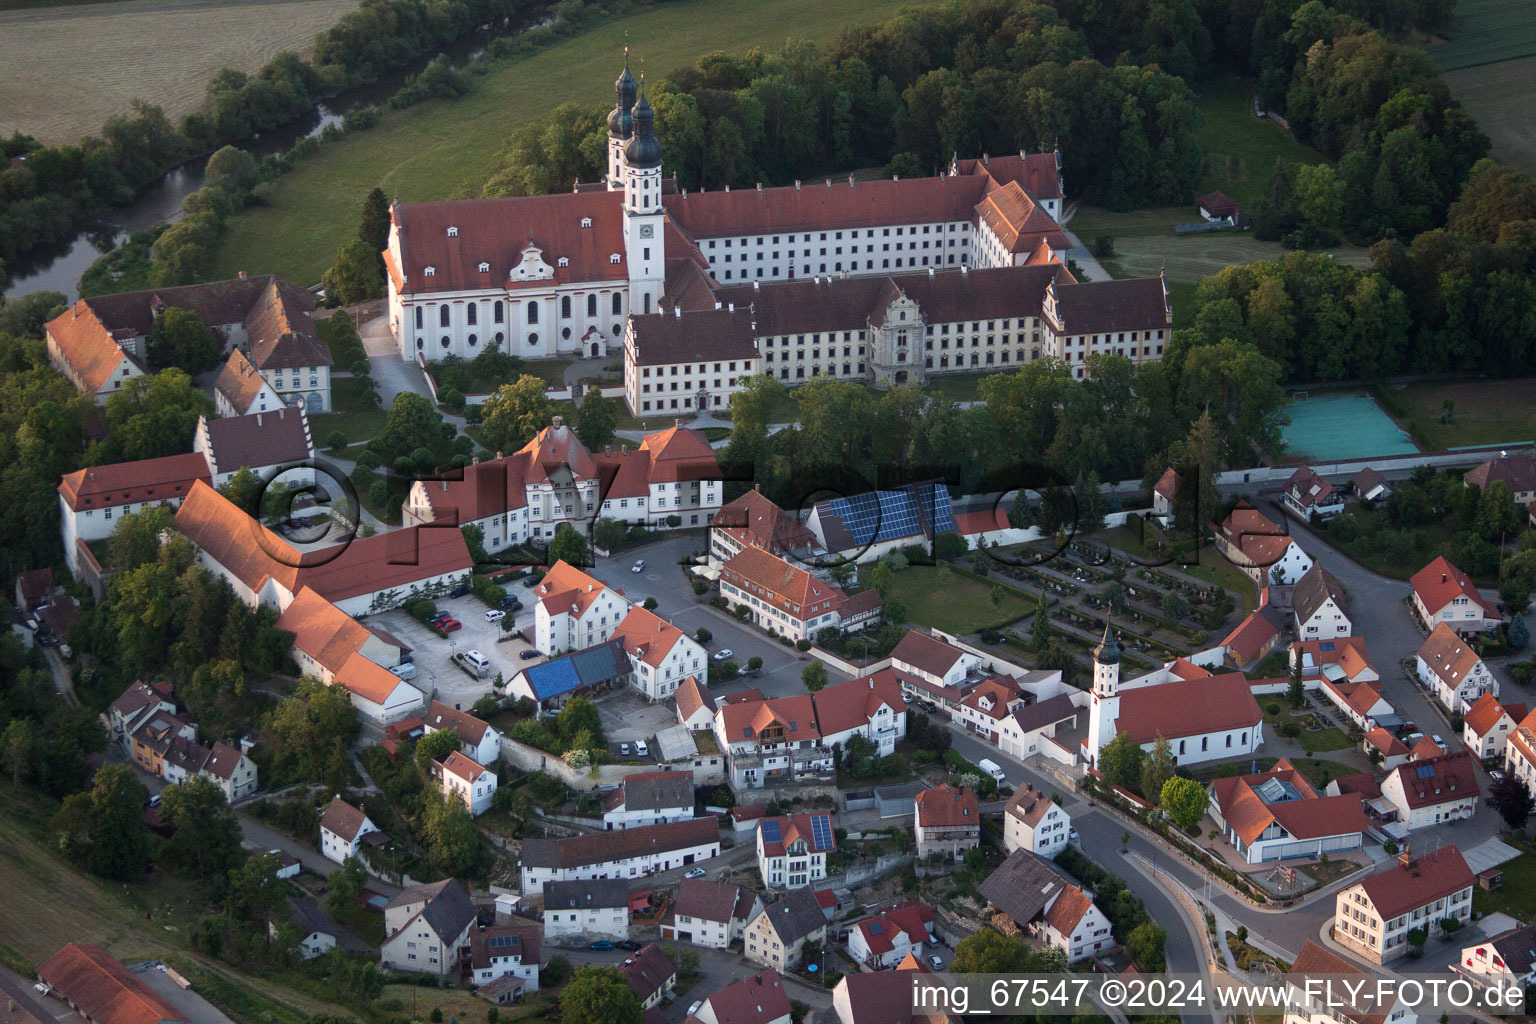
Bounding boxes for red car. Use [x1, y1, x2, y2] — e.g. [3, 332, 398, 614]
[438, 618, 462, 632]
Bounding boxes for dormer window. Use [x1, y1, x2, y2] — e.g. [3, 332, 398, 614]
[610, 253, 622, 264]
[558, 257, 570, 268]
[581, 217, 593, 228]
[447, 226, 459, 237]
[424, 266, 436, 277]
[478, 261, 490, 273]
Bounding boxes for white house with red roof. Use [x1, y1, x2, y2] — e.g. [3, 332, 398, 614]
[1334, 847, 1473, 963]
[1207, 758, 1367, 863]
[1291, 637, 1393, 730]
[319, 795, 382, 864]
[846, 901, 936, 969]
[913, 784, 979, 861]
[436, 750, 497, 816]
[709, 488, 818, 563]
[57, 451, 211, 573]
[1363, 727, 1411, 770]
[756, 813, 835, 889]
[192, 407, 315, 490]
[1003, 782, 1070, 858]
[1455, 923, 1536, 994]
[1212, 501, 1313, 585]
[694, 968, 792, 1024]
[275, 585, 424, 725]
[422, 699, 503, 766]
[1416, 622, 1497, 713]
[1152, 468, 1179, 520]
[529, 559, 632, 655]
[1380, 751, 1479, 829]
[1462, 693, 1526, 760]
[1286, 941, 1419, 1024]
[675, 676, 717, 732]
[1411, 556, 1500, 637]
[1504, 709, 1536, 788]
[1086, 625, 1263, 767]
[718, 546, 869, 642]
[610, 604, 707, 700]
[1282, 467, 1346, 522]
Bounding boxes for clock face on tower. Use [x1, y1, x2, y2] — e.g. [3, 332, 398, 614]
[639, 224, 655, 238]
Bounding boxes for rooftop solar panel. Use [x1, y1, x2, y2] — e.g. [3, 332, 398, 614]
[817, 483, 956, 546]
[761, 819, 782, 843]
[810, 814, 832, 850]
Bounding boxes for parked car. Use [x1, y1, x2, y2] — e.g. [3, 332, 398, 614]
[499, 595, 522, 610]
[632, 560, 646, 573]
[522, 575, 542, 588]
[1491, 769, 1506, 781]
[712, 648, 733, 662]
[634, 739, 649, 757]
[450, 582, 472, 598]
[688, 1003, 703, 1017]
[1069, 827, 1080, 845]
[928, 954, 945, 970]
[429, 611, 451, 624]
[519, 649, 541, 660]
[1433, 734, 1446, 747]
[438, 618, 462, 632]
[684, 867, 706, 879]
[616, 940, 642, 952]
[620, 743, 631, 757]
[484, 609, 506, 623]
[589, 940, 613, 951]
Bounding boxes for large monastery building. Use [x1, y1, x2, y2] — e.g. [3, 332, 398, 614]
[384, 53, 1173, 413]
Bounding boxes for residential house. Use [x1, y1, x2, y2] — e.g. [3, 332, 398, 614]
[978, 849, 1112, 963]
[519, 817, 721, 894]
[213, 348, 286, 417]
[1455, 923, 1536, 992]
[1380, 752, 1479, 829]
[664, 878, 759, 948]
[436, 751, 497, 816]
[529, 560, 632, 656]
[1410, 557, 1500, 637]
[675, 676, 717, 732]
[718, 546, 872, 642]
[202, 741, 258, 802]
[1285, 941, 1418, 1024]
[1003, 783, 1070, 859]
[279, 896, 371, 961]
[695, 969, 792, 1024]
[1212, 501, 1291, 576]
[618, 944, 676, 1009]
[1333, 848, 1474, 964]
[191, 407, 315, 490]
[847, 902, 936, 969]
[504, 639, 628, 711]
[889, 630, 982, 714]
[806, 483, 960, 565]
[14, 568, 53, 612]
[1292, 564, 1351, 640]
[1363, 728, 1411, 771]
[1464, 455, 1536, 505]
[710, 488, 817, 563]
[913, 784, 979, 862]
[319, 795, 381, 864]
[467, 922, 541, 991]
[1462, 693, 1526, 761]
[955, 678, 1022, 741]
[1417, 623, 1497, 714]
[130, 709, 198, 776]
[1292, 638, 1392, 730]
[276, 585, 422, 724]
[994, 693, 1079, 762]
[603, 771, 694, 830]
[1207, 759, 1368, 864]
[1220, 594, 1290, 668]
[832, 954, 961, 1024]
[57, 452, 211, 574]
[381, 878, 478, 975]
[1352, 468, 1392, 503]
[1283, 467, 1346, 522]
[106, 681, 177, 758]
[610, 604, 708, 700]
[1151, 468, 1178, 521]
[542, 879, 629, 941]
[743, 887, 828, 971]
[756, 813, 835, 889]
[1197, 190, 1241, 223]
[423, 699, 503, 766]
[36, 943, 189, 1024]
[1505, 708, 1536, 789]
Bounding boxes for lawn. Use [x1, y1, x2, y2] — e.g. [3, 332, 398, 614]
[884, 563, 1034, 635]
[1192, 75, 1331, 211]
[1262, 704, 1354, 755]
[1473, 838, 1536, 919]
[0, 0, 358, 144]
[212, 0, 950, 285]
[309, 375, 387, 445]
[1430, 0, 1536, 71]
[1380, 377, 1536, 451]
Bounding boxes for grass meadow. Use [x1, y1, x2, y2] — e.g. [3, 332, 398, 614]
[1433, 0, 1536, 177]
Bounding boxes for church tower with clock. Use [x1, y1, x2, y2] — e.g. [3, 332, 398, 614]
[623, 76, 665, 317]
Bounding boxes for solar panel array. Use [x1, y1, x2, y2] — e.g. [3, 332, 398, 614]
[489, 935, 519, 949]
[817, 483, 957, 545]
[810, 814, 833, 850]
[761, 819, 782, 843]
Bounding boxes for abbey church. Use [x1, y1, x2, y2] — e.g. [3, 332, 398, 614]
[384, 53, 1175, 415]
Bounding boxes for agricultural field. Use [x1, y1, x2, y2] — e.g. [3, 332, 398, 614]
[211, 0, 950, 285]
[1381, 376, 1536, 450]
[0, 0, 358, 144]
[1433, 0, 1536, 177]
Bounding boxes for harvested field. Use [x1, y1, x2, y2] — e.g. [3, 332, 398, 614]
[1429, 0, 1536, 71]
[0, 0, 357, 144]
[1383, 377, 1536, 450]
[1444, 57, 1536, 177]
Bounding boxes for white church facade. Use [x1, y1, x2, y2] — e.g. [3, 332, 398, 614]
[382, 53, 1175, 411]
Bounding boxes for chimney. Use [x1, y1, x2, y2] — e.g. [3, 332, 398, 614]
[1398, 848, 1414, 869]
[238, 270, 247, 280]
[825, 179, 831, 189]
[848, 175, 854, 188]
[756, 182, 762, 192]
[794, 180, 801, 191]
[552, 414, 563, 428]
[256, 413, 262, 427]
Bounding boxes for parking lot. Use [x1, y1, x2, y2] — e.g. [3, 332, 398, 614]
[367, 591, 539, 709]
[594, 689, 688, 748]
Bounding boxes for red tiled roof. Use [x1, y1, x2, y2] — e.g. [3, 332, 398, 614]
[1197, 191, 1240, 217]
[1042, 884, 1093, 936]
[533, 560, 615, 618]
[721, 546, 847, 623]
[719, 693, 821, 744]
[914, 784, 977, 828]
[1115, 673, 1261, 744]
[1463, 692, 1513, 738]
[1411, 556, 1498, 618]
[852, 901, 935, 955]
[952, 152, 1064, 201]
[1048, 275, 1170, 337]
[37, 944, 188, 1024]
[701, 969, 791, 1024]
[959, 679, 1015, 721]
[758, 813, 836, 858]
[1292, 636, 1374, 681]
[1320, 677, 1388, 719]
[1386, 751, 1477, 809]
[1222, 608, 1282, 663]
[610, 605, 689, 669]
[521, 817, 719, 870]
[320, 795, 372, 842]
[45, 301, 141, 393]
[675, 676, 715, 721]
[812, 672, 906, 738]
[1416, 622, 1484, 686]
[668, 175, 990, 238]
[16, 568, 53, 606]
[974, 181, 1065, 253]
[425, 699, 493, 747]
[439, 750, 487, 782]
[58, 451, 211, 512]
[1355, 846, 1473, 920]
[714, 489, 816, 554]
[890, 630, 965, 679]
[1363, 727, 1409, 757]
[1154, 468, 1179, 500]
[199, 407, 312, 476]
[1004, 783, 1057, 827]
[213, 348, 277, 414]
[953, 508, 1008, 536]
[1464, 455, 1536, 496]
[1210, 760, 1365, 846]
[1285, 466, 1340, 510]
[337, 651, 411, 706]
[276, 586, 377, 675]
[619, 943, 676, 1002]
[244, 278, 328, 370]
[1287, 942, 1392, 1024]
[637, 424, 719, 483]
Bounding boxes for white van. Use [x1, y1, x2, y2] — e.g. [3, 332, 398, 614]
[978, 758, 1006, 783]
[463, 650, 491, 676]
[389, 662, 417, 681]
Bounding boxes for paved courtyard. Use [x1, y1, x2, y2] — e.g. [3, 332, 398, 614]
[367, 593, 536, 708]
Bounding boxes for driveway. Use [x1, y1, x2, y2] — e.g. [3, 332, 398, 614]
[367, 593, 537, 707]
[360, 313, 434, 408]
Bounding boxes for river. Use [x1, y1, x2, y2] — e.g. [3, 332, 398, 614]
[3, 17, 525, 302]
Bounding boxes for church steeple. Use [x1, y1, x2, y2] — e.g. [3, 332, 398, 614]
[1094, 622, 1121, 668]
[606, 48, 638, 190]
[1087, 621, 1121, 766]
[623, 75, 662, 169]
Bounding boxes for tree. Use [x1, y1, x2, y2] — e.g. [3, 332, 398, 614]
[0, 719, 36, 787]
[1160, 776, 1208, 831]
[159, 775, 244, 879]
[420, 790, 483, 876]
[372, 391, 444, 464]
[1124, 922, 1167, 972]
[695, 628, 711, 644]
[1097, 732, 1144, 790]
[52, 764, 148, 881]
[1405, 928, 1427, 955]
[1489, 773, 1535, 830]
[576, 390, 621, 450]
[747, 655, 763, 672]
[415, 728, 461, 774]
[867, 561, 895, 598]
[989, 585, 1008, 611]
[1288, 657, 1306, 708]
[556, 697, 602, 743]
[480, 376, 555, 453]
[547, 523, 591, 567]
[358, 186, 391, 256]
[934, 532, 968, 560]
[559, 967, 642, 1024]
[1439, 916, 1463, 938]
[593, 517, 625, 553]
[1140, 736, 1175, 803]
[802, 662, 828, 691]
[262, 677, 359, 788]
[1476, 482, 1523, 542]
[952, 928, 1034, 973]
[1160, 592, 1189, 621]
[1030, 594, 1052, 652]
[322, 240, 385, 307]
[204, 145, 258, 194]
[102, 368, 212, 462]
[326, 856, 367, 919]
[1509, 615, 1530, 651]
[146, 307, 221, 372]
